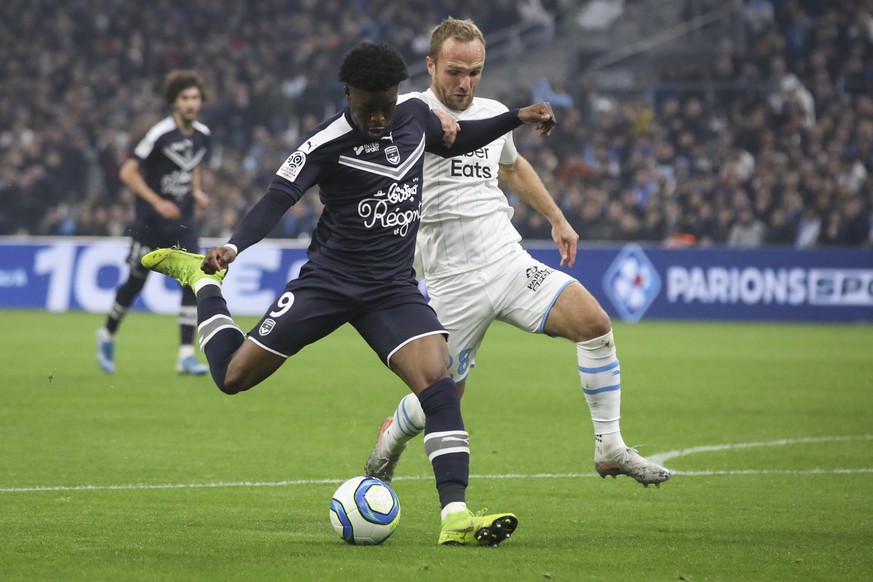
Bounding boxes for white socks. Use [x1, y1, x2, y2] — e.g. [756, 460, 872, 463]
[441, 501, 468, 520]
[379, 393, 426, 457]
[193, 278, 220, 294]
[577, 330, 627, 454]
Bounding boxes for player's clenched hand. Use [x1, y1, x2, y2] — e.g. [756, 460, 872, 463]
[517, 102, 556, 136]
[202, 245, 237, 274]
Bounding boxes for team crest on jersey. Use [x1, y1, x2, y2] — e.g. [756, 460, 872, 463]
[385, 145, 400, 165]
[277, 151, 306, 182]
[259, 318, 276, 336]
[525, 265, 553, 291]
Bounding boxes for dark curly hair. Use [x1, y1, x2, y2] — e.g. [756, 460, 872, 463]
[164, 69, 206, 105]
[339, 42, 409, 92]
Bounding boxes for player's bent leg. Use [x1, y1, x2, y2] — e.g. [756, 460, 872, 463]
[144, 251, 283, 395]
[544, 283, 672, 487]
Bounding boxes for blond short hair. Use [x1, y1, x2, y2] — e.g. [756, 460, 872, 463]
[429, 17, 486, 61]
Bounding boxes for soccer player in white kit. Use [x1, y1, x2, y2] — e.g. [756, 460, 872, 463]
[365, 18, 671, 487]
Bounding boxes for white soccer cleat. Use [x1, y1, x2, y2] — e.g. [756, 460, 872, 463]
[595, 446, 672, 487]
[364, 417, 407, 484]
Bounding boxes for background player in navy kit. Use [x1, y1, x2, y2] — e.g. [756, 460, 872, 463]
[365, 19, 671, 487]
[142, 43, 555, 546]
[97, 70, 212, 375]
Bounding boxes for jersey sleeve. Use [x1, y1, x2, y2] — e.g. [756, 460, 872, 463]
[499, 129, 518, 165]
[226, 189, 293, 253]
[428, 109, 523, 158]
[131, 133, 154, 162]
[268, 146, 326, 204]
[227, 141, 328, 253]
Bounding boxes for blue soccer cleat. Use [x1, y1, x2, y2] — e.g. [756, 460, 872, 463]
[97, 328, 115, 374]
[176, 355, 209, 376]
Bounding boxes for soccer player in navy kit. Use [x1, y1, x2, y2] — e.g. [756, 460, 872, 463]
[97, 69, 212, 376]
[142, 42, 555, 546]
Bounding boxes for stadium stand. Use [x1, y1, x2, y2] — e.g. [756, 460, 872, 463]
[0, 0, 870, 247]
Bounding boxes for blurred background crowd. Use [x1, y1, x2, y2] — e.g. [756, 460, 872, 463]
[1, 0, 871, 248]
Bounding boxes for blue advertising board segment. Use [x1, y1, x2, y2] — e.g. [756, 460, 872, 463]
[525, 243, 873, 323]
[0, 238, 307, 316]
[1, 238, 871, 323]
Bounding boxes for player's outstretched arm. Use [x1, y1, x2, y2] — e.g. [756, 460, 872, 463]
[432, 102, 556, 159]
[202, 188, 294, 273]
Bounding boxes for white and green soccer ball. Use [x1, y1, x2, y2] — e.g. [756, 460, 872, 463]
[329, 476, 400, 545]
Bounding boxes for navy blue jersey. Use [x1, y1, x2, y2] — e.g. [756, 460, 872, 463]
[229, 96, 520, 282]
[129, 116, 211, 239]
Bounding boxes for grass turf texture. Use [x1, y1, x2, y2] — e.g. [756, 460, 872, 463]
[1, 311, 871, 581]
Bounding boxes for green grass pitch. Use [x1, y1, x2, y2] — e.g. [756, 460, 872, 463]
[1, 311, 871, 580]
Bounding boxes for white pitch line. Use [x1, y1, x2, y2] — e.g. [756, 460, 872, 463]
[3, 435, 871, 494]
[2, 469, 872, 495]
[670, 468, 873, 476]
[649, 434, 873, 465]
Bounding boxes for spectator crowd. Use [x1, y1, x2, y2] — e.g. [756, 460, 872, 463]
[1, 0, 871, 248]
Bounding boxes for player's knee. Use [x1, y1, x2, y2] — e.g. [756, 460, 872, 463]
[586, 307, 612, 340]
[217, 369, 252, 395]
[555, 302, 612, 342]
[218, 382, 242, 395]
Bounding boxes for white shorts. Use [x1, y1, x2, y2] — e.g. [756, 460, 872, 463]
[425, 246, 577, 383]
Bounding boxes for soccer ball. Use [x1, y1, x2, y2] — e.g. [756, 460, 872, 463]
[329, 476, 400, 545]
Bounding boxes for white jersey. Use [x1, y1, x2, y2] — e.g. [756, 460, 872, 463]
[412, 89, 523, 278]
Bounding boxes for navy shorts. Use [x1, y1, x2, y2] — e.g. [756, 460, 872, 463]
[247, 265, 447, 366]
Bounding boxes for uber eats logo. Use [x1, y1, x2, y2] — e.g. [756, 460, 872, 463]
[450, 147, 492, 179]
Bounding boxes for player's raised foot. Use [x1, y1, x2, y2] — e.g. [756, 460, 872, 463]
[595, 446, 672, 487]
[141, 248, 226, 289]
[96, 328, 115, 374]
[176, 355, 209, 376]
[364, 417, 406, 484]
[438, 509, 518, 546]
